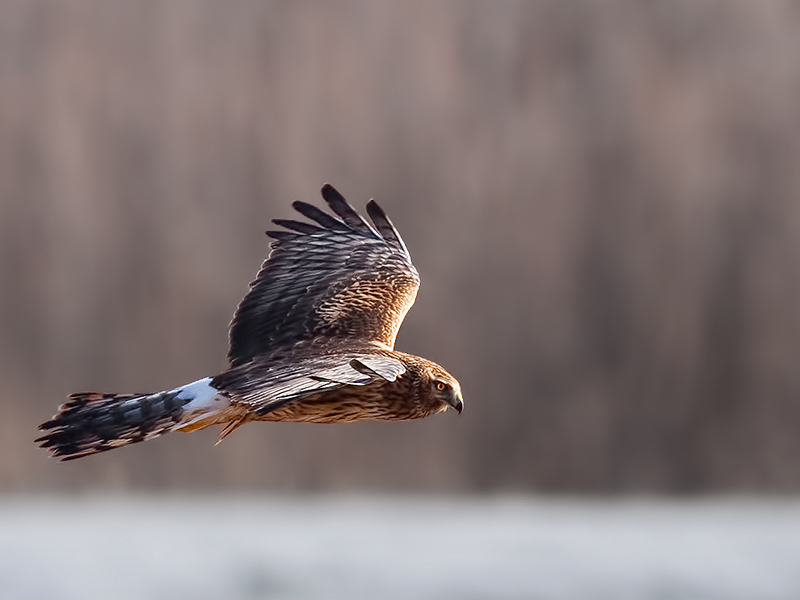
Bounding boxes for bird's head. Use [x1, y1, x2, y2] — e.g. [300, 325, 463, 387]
[421, 362, 463, 415]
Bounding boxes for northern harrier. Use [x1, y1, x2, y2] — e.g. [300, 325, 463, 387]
[37, 185, 463, 460]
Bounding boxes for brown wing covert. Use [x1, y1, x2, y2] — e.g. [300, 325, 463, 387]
[227, 185, 420, 367]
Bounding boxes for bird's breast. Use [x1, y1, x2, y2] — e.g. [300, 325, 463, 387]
[257, 379, 426, 423]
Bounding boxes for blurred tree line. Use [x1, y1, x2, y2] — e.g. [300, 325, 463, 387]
[2, 0, 800, 492]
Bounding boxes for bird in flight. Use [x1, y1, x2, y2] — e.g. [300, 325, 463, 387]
[37, 185, 463, 460]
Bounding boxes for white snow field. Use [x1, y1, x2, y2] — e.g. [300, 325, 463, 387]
[0, 496, 798, 600]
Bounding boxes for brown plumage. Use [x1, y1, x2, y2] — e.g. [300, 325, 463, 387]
[37, 184, 463, 460]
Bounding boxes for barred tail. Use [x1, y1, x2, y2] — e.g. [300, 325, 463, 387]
[36, 378, 226, 461]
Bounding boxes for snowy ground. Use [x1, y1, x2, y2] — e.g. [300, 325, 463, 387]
[0, 496, 798, 600]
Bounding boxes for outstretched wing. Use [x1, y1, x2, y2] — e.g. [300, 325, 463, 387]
[213, 347, 406, 414]
[227, 185, 420, 367]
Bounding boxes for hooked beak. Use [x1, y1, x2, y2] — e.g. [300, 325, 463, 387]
[448, 392, 464, 414]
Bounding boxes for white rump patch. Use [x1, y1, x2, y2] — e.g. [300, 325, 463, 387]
[175, 377, 221, 411]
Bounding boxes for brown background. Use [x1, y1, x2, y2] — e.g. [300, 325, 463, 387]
[2, 0, 800, 492]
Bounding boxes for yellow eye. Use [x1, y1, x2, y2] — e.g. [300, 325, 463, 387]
[436, 382, 446, 391]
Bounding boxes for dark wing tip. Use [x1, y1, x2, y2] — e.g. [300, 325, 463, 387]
[366, 200, 408, 254]
[292, 200, 350, 232]
[271, 218, 323, 235]
[321, 184, 378, 236]
[267, 186, 383, 241]
[266, 230, 296, 241]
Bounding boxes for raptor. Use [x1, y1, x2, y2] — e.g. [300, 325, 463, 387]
[37, 185, 463, 460]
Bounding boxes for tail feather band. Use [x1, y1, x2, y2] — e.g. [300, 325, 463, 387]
[36, 390, 189, 461]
